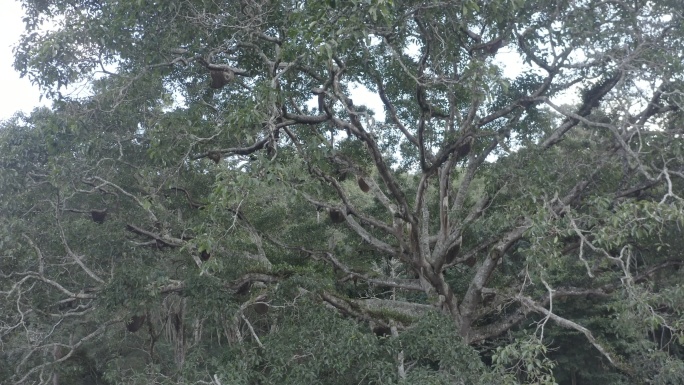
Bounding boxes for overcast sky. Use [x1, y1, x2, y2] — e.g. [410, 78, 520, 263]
[0, 1, 46, 122]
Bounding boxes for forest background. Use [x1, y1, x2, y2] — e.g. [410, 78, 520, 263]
[1, 0, 683, 384]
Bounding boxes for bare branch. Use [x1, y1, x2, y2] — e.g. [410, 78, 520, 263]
[517, 295, 616, 366]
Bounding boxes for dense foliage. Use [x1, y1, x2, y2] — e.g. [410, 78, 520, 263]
[1, 0, 684, 384]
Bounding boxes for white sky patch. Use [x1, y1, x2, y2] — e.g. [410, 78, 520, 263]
[495, 49, 528, 79]
[349, 82, 385, 121]
[0, 1, 47, 121]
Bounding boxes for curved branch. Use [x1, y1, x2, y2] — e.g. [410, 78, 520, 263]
[517, 295, 617, 367]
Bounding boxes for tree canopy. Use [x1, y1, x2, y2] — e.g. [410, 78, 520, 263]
[1, 0, 684, 384]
